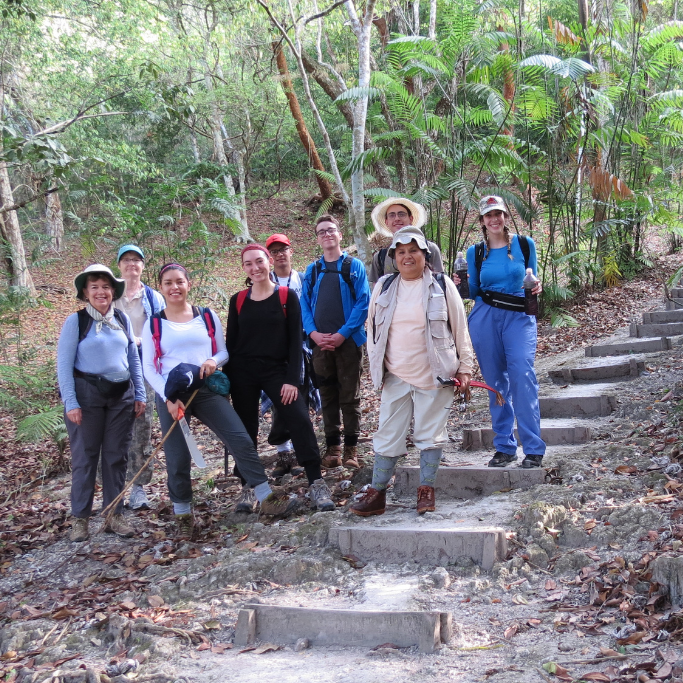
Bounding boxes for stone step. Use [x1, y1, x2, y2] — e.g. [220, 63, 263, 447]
[585, 337, 672, 357]
[462, 422, 591, 450]
[234, 603, 451, 652]
[539, 394, 616, 418]
[329, 526, 506, 571]
[670, 288, 683, 298]
[643, 310, 683, 324]
[394, 465, 546, 498]
[548, 358, 644, 383]
[665, 300, 683, 311]
[630, 322, 683, 338]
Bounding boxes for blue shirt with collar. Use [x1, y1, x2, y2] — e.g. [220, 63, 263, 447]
[300, 252, 370, 346]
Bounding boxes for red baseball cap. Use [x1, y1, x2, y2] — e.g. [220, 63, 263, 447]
[266, 233, 291, 249]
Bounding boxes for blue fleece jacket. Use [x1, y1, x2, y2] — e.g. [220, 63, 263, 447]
[466, 234, 538, 299]
[300, 252, 370, 346]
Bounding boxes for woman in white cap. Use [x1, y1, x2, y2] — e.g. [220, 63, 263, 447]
[368, 198, 444, 287]
[455, 196, 545, 468]
[350, 226, 474, 516]
[57, 265, 146, 542]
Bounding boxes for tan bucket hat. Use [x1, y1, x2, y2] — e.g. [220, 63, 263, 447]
[371, 197, 427, 237]
[387, 226, 432, 259]
[74, 264, 125, 301]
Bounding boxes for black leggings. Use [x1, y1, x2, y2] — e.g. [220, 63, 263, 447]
[227, 360, 321, 485]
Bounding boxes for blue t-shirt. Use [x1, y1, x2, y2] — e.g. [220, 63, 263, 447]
[466, 234, 538, 299]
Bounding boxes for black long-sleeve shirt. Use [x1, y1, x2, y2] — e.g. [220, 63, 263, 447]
[226, 288, 302, 386]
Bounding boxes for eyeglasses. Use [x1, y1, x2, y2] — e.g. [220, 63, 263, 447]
[316, 227, 338, 236]
[386, 211, 409, 220]
[121, 258, 143, 264]
[269, 247, 290, 256]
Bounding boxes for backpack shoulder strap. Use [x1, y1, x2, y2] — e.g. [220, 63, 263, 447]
[377, 248, 388, 278]
[518, 235, 530, 270]
[434, 272, 447, 294]
[144, 284, 156, 314]
[150, 312, 164, 373]
[77, 308, 93, 343]
[341, 256, 356, 301]
[200, 307, 218, 355]
[308, 260, 323, 300]
[278, 285, 288, 317]
[475, 241, 486, 276]
[236, 289, 249, 315]
[112, 309, 134, 345]
[380, 272, 400, 294]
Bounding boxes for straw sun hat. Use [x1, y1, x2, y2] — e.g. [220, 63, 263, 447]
[370, 197, 427, 238]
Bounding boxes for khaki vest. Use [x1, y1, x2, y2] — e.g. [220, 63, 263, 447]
[369, 270, 459, 390]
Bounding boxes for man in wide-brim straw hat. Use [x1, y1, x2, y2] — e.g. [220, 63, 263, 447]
[368, 197, 444, 287]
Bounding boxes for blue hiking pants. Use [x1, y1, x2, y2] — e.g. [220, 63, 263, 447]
[468, 300, 546, 456]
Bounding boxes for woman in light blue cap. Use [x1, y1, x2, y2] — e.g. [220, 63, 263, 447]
[114, 244, 165, 510]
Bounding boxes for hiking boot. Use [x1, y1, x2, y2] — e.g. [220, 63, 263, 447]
[342, 445, 360, 470]
[416, 485, 436, 515]
[260, 487, 298, 517]
[487, 451, 518, 468]
[128, 484, 150, 511]
[321, 445, 343, 468]
[349, 487, 386, 517]
[175, 513, 194, 540]
[234, 486, 257, 513]
[522, 453, 544, 469]
[70, 517, 90, 543]
[272, 450, 303, 479]
[308, 479, 335, 511]
[105, 514, 135, 538]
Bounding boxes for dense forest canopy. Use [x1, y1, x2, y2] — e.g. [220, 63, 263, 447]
[1, 0, 682, 307]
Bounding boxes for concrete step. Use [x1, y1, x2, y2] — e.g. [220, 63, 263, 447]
[539, 394, 616, 418]
[665, 300, 683, 311]
[585, 337, 672, 356]
[329, 526, 506, 571]
[394, 465, 546, 498]
[671, 288, 683, 298]
[234, 603, 451, 652]
[548, 357, 644, 383]
[630, 322, 683, 338]
[643, 310, 683, 324]
[463, 421, 591, 450]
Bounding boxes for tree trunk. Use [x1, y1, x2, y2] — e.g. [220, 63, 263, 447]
[273, 42, 333, 199]
[0, 159, 36, 293]
[45, 189, 64, 252]
[190, 129, 201, 163]
[428, 0, 437, 39]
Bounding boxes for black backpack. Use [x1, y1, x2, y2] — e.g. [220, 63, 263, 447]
[377, 246, 432, 279]
[308, 256, 356, 302]
[474, 235, 530, 276]
[77, 308, 134, 346]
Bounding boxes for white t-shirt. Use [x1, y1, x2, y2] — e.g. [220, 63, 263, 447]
[384, 278, 433, 390]
[141, 310, 228, 401]
[273, 270, 303, 299]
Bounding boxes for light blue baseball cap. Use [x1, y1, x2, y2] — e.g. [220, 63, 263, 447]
[117, 244, 145, 262]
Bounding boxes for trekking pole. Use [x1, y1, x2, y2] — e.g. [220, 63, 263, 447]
[100, 389, 200, 530]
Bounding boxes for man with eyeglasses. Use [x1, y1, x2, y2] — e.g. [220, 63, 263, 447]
[114, 245, 166, 510]
[369, 198, 444, 287]
[266, 233, 303, 297]
[300, 215, 370, 470]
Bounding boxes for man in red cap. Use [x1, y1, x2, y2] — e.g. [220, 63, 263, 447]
[266, 233, 303, 297]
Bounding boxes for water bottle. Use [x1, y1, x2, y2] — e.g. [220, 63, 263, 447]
[454, 251, 469, 299]
[523, 268, 540, 316]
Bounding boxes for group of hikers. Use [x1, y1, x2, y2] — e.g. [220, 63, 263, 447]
[56, 195, 545, 542]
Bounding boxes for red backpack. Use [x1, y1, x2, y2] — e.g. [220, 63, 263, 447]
[236, 285, 288, 316]
[150, 306, 217, 373]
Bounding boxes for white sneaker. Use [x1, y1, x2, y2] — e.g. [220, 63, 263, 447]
[128, 485, 150, 510]
[308, 479, 335, 511]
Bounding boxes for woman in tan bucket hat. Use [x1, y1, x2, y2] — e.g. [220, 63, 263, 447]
[368, 198, 444, 287]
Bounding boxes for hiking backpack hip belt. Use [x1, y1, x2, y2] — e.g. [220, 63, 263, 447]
[480, 290, 525, 312]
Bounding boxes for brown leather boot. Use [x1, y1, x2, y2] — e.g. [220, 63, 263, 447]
[343, 445, 360, 469]
[349, 487, 386, 517]
[321, 445, 342, 468]
[416, 485, 435, 515]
